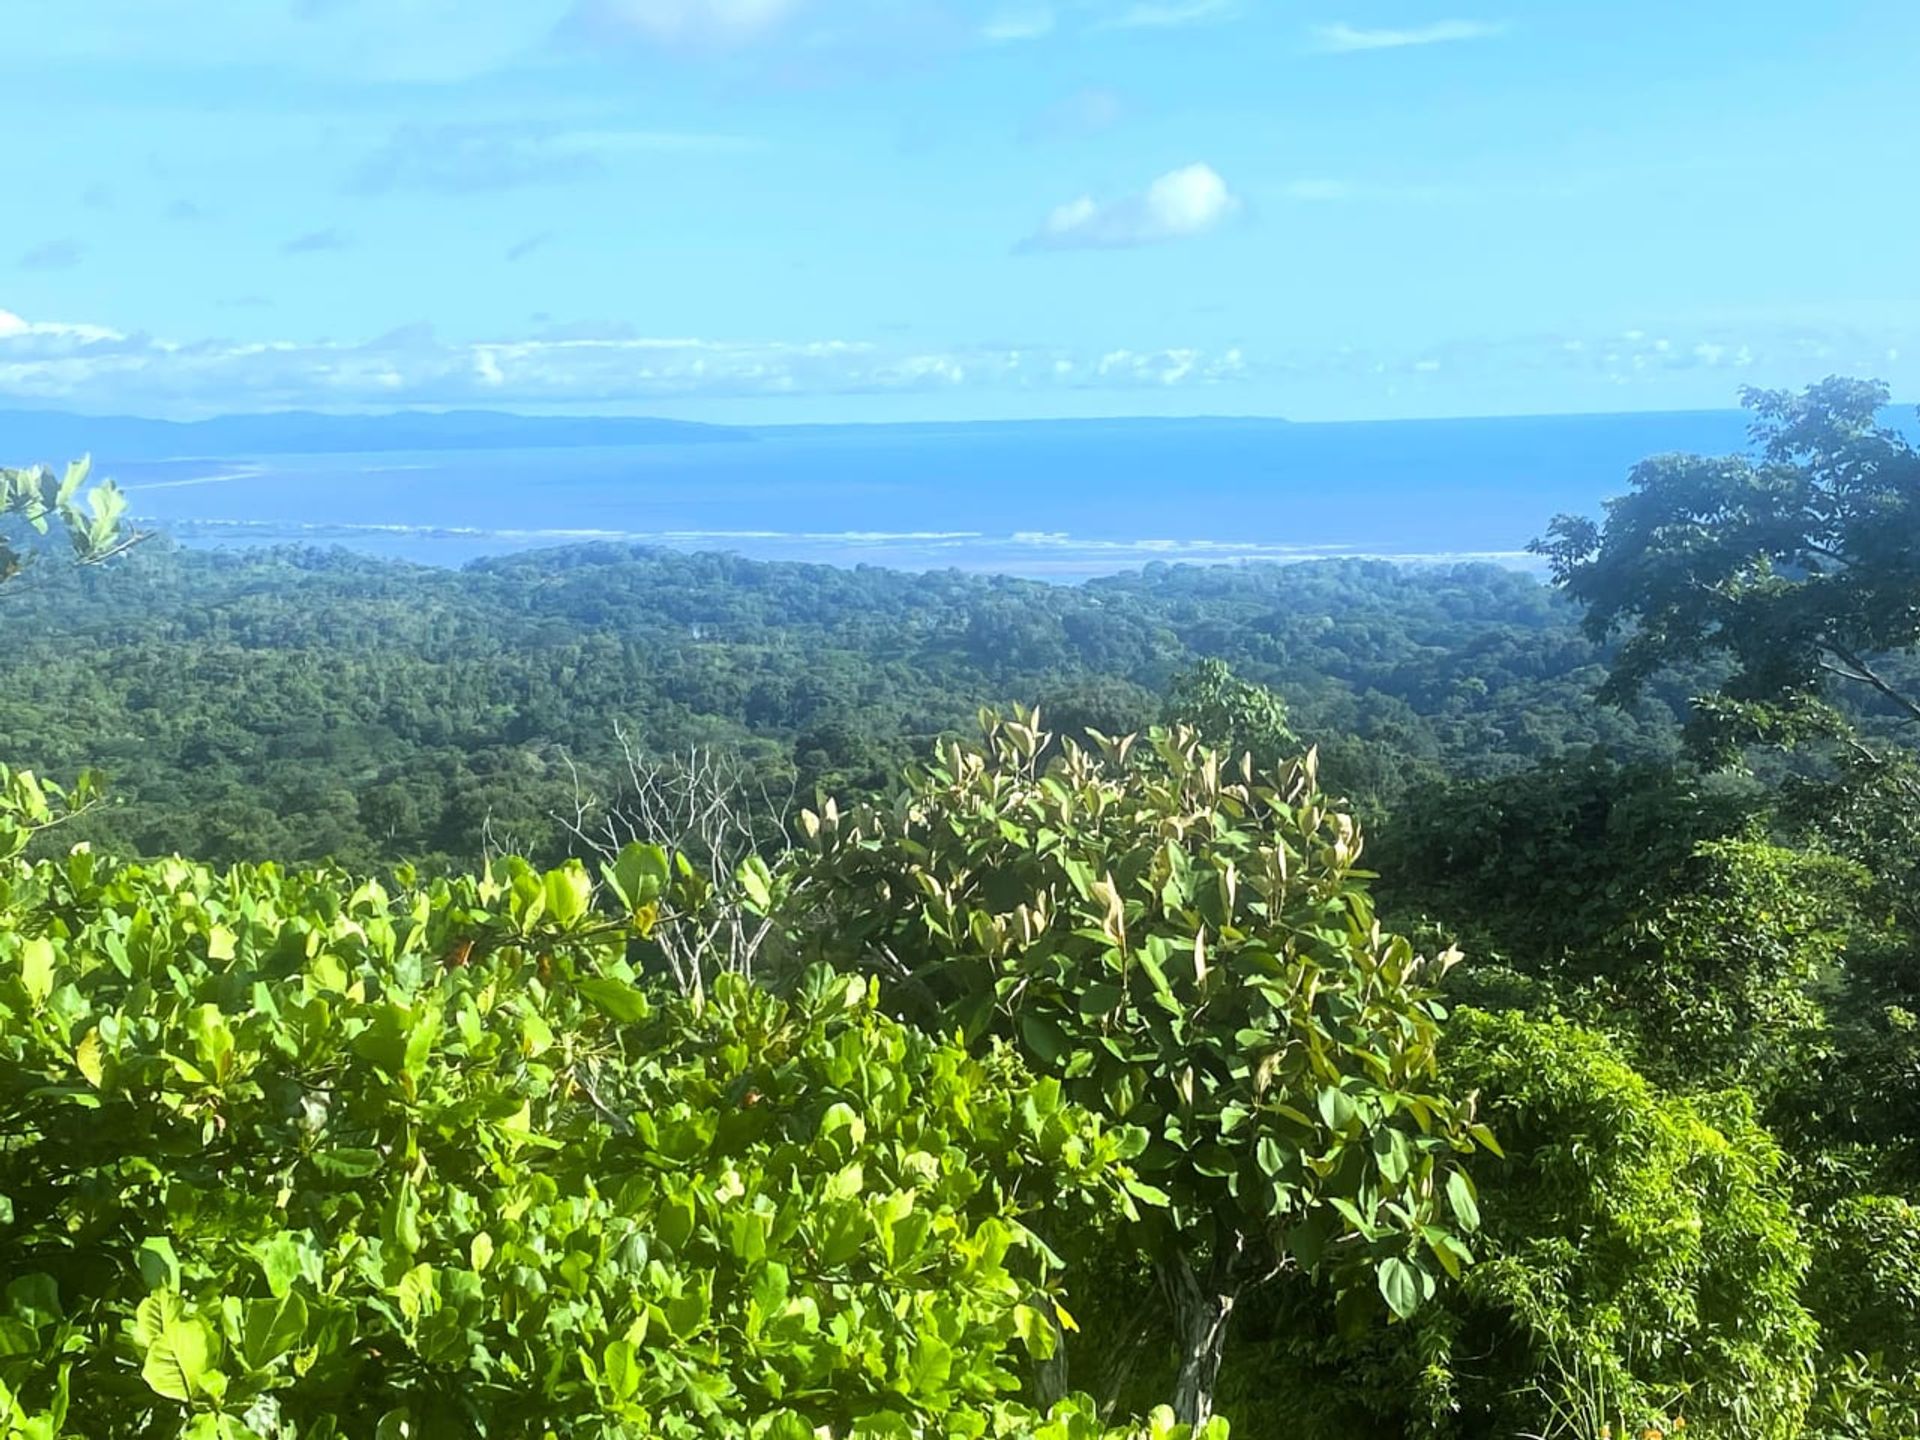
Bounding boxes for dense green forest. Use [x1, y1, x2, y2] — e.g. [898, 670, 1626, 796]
[0, 534, 1696, 871]
[3, 380, 1919, 1439]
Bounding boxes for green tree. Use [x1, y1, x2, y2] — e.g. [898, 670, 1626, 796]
[783, 709, 1488, 1427]
[1220, 1009, 1819, 1440]
[1164, 661, 1298, 774]
[1534, 378, 1920, 761]
[1435, 1008, 1814, 1438]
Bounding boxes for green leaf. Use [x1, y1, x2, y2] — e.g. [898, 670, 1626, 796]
[576, 976, 651, 1024]
[1377, 1256, 1421, 1321]
[19, 937, 54, 1007]
[1316, 1085, 1358, 1133]
[736, 855, 775, 913]
[137, 1237, 182, 1293]
[1445, 1170, 1481, 1232]
[605, 843, 670, 915]
[73, 1029, 104, 1089]
[1371, 1127, 1410, 1186]
[238, 1292, 309, 1371]
[603, 1338, 640, 1401]
[1011, 1303, 1056, 1360]
[141, 1308, 217, 1402]
[1018, 1010, 1071, 1067]
[543, 861, 594, 929]
[255, 1233, 319, 1299]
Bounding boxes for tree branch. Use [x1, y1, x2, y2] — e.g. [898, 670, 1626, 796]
[1822, 643, 1920, 727]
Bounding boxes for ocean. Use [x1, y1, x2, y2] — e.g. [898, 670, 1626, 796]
[108, 409, 1764, 581]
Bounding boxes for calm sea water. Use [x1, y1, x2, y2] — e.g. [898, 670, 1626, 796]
[111, 411, 1762, 581]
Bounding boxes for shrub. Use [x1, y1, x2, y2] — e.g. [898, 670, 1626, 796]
[784, 711, 1487, 1425]
[1216, 1008, 1818, 1439]
[1806, 1195, 1920, 1440]
[0, 838, 1189, 1438]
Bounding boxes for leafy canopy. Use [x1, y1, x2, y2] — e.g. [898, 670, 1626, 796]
[785, 710, 1488, 1401]
[1535, 378, 1920, 756]
[0, 823, 1206, 1440]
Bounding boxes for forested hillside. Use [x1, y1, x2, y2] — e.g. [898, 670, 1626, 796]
[0, 541, 1687, 869]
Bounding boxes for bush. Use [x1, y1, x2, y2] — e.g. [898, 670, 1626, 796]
[783, 712, 1487, 1425]
[0, 840, 1192, 1439]
[1217, 1008, 1818, 1439]
[1806, 1195, 1920, 1440]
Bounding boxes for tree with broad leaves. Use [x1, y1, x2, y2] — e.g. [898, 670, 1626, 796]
[1533, 377, 1920, 767]
[782, 708, 1489, 1428]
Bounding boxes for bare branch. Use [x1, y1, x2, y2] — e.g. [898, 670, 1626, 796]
[554, 733, 802, 998]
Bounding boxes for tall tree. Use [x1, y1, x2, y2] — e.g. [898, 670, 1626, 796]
[1534, 378, 1920, 761]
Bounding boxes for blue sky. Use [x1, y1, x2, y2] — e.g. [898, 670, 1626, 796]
[2, 0, 1915, 423]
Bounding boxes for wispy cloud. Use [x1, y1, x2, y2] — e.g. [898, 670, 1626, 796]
[506, 231, 557, 263]
[1281, 179, 1357, 201]
[1097, 0, 1239, 30]
[282, 229, 351, 255]
[18, 238, 86, 271]
[1311, 19, 1506, 52]
[1020, 163, 1240, 252]
[566, 0, 805, 51]
[350, 123, 758, 196]
[0, 305, 1251, 412]
[982, 7, 1056, 42]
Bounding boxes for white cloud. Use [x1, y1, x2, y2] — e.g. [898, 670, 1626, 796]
[0, 305, 1252, 414]
[1096, 0, 1239, 30]
[1020, 162, 1240, 251]
[568, 0, 804, 50]
[1311, 19, 1506, 52]
[982, 6, 1055, 41]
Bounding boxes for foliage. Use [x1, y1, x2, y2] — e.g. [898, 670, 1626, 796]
[1441, 1010, 1816, 1439]
[1381, 758, 1862, 1093]
[1535, 378, 1920, 757]
[1221, 1009, 1816, 1440]
[0, 455, 134, 590]
[1163, 661, 1298, 774]
[1581, 839, 1861, 1092]
[1808, 1195, 1920, 1363]
[1375, 753, 1765, 969]
[782, 710, 1488, 1423]
[0, 544, 1682, 871]
[0, 825, 1199, 1438]
[0, 767, 106, 867]
[18, 385, 1920, 1436]
[1805, 1196, 1920, 1440]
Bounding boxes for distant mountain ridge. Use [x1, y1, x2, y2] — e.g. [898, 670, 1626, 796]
[0, 408, 749, 462]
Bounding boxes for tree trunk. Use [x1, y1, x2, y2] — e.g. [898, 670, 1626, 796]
[1159, 1254, 1238, 1429]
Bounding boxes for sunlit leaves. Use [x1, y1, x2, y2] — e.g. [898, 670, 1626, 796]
[789, 707, 1487, 1355]
[0, 837, 1165, 1437]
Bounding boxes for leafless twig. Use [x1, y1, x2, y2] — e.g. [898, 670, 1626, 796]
[556, 727, 802, 998]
